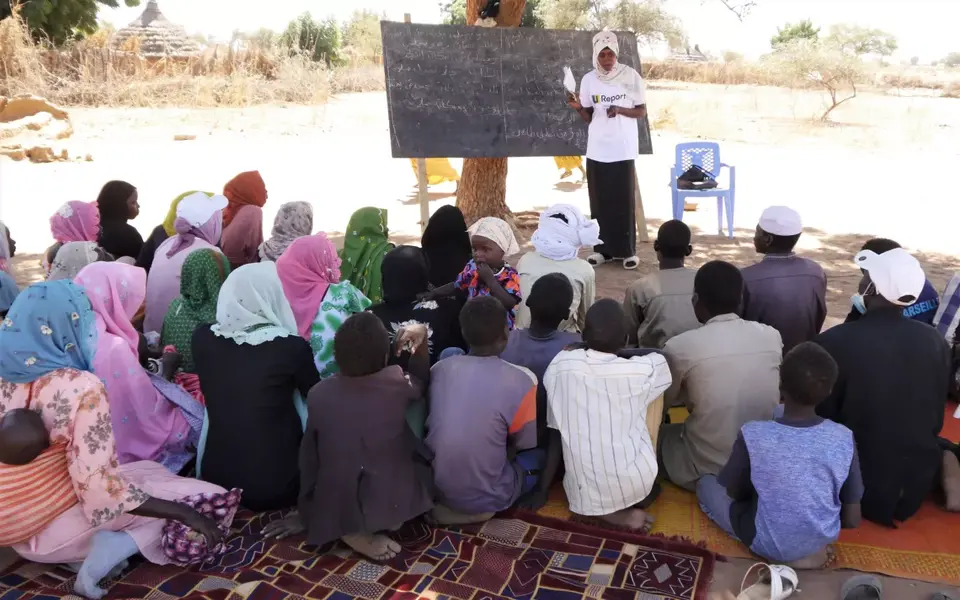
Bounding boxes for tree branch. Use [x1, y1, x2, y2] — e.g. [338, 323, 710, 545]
[713, 0, 756, 21]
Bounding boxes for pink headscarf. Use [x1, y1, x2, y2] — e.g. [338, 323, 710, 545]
[75, 261, 192, 465]
[166, 211, 223, 258]
[276, 233, 342, 339]
[220, 205, 264, 269]
[50, 201, 100, 244]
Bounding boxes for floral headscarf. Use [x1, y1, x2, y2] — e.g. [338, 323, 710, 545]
[47, 242, 109, 282]
[0, 281, 98, 383]
[50, 201, 100, 244]
[259, 201, 314, 262]
[339, 207, 391, 303]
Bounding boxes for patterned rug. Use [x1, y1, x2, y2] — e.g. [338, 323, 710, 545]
[0, 511, 715, 600]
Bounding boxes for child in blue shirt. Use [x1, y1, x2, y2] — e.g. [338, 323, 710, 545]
[697, 341, 863, 568]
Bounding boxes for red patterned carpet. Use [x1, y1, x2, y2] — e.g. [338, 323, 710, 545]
[0, 511, 715, 600]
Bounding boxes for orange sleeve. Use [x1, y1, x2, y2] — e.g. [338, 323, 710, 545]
[509, 386, 537, 434]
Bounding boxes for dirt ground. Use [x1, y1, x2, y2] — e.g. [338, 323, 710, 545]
[2, 82, 960, 596]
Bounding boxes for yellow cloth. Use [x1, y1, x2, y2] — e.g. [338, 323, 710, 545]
[162, 191, 211, 236]
[553, 156, 583, 172]
[409, 158, 460, 186]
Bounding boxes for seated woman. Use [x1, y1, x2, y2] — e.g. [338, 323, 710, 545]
[75, 262, 200, 473]
[161, 249, 231, 374]
[277, 234, 371, 378]
[44, 201, 101, 276]
[137, 191, 208, 274]
[516, 204, 598, 333]
[221, 171, 268, 270]
[47, 242, 114, 282]
[0, 220, 15, 275]
[193, 262, 320, 511]
[96, 181, 144, 261]
[263, 315, 434, 561]
[144, 192, 228, 334]
[0, 281, 228, 600]
[0, 269, 18, 319]
[421, 205, 472, 289]
[370, 245, 464, 364]
[259, 201, 314, 262]
[339, 207, 392, 304]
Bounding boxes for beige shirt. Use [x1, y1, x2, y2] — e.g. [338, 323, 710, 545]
[660, 314, 782, 490]
[515, 252, 596, 333]
[624, 267, 700, 349]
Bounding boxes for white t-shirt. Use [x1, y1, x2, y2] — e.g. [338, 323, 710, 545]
[544, 349, 672, 516]
[579, 68, 646, 163]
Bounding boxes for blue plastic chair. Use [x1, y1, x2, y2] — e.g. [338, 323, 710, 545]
[670, 142, 737, 238]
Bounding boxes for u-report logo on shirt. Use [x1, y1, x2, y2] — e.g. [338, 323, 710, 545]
[593, 93, 628, 103]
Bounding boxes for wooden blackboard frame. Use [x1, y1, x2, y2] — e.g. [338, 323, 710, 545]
[382, 22, 653, 159]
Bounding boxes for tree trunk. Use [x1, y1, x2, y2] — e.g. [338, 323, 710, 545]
[456, 0, 527, 225]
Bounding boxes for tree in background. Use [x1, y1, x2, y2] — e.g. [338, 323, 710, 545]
[770, 20, 820, 49]
[442, 0, 544, 27]
[766, 39, 863, 121]
[536, 0, 684, 49]
[825, 24, 897, 57]
[1, 0, 140, 45]
[342, 10, 384, 64]
[942, 53, 960, 68]
[723, 50, 744, 63]
[280, 12, 344, 66]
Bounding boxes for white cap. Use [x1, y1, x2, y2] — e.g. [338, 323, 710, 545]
[758, 206, 802, 236]
[855, 248, 925, 306]
[176, 192, 228, 227]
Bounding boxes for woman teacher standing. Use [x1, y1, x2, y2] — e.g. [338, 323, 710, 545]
[568, 31, 647, 270]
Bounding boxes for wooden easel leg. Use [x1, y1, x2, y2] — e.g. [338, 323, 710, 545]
[634, 168, 649, 243]
[417, 158, 429, 233]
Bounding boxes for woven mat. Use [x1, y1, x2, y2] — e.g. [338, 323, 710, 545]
[0, 510, 716, 600]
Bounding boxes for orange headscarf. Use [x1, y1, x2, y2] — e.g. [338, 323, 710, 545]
[222, 171, 268, 227]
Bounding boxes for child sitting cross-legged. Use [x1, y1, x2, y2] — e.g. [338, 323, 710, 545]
[424, 217, 523, 330]
[263, 313, 434, 561]
[697, 341, 863, 569]
[427, 296, 541, 525]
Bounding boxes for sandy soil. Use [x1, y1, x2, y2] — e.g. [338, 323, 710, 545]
[2, 82, 959, 323]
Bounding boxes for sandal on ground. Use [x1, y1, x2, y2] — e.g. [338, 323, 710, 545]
[841, 575, 882, 599]
[738, 563, 798, 600]
[623, 256, 639, 270]
[587, 253, 607, 266]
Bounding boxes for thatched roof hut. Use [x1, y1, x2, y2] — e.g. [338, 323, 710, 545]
[111, 0, 201, 58]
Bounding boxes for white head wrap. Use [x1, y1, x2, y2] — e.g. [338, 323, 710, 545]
[531, 204, 602, 262]
[591, 30, 645, 101]
[468, 217, 520, 257]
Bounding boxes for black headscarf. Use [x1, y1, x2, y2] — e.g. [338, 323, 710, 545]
[382, 246, 430, 304]
[421, 205, 472, 288]
[96, 180, 143, 260]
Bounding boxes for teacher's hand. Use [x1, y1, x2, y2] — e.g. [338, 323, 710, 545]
[606, 105, 620, 118]
[567, 97, 582, 111]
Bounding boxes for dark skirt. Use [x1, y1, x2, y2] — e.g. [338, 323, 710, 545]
[586, 158, 636, 259]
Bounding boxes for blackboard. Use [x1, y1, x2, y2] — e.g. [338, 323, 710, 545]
[381, 22, 653, 159]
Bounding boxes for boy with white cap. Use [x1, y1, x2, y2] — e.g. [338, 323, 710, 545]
[815, 248, 960, 525]
[741, 206, 827, 353]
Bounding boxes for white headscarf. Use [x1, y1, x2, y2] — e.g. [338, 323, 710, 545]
[47, 241, 102, 282]
[592, 30, 645, 100]
[468, 217, 521, 257]
[210, 262, 299, 346]
[531, 204, 602, 261]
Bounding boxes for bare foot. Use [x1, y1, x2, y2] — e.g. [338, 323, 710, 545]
[430, 505, 495, 526]
[598, 508, 654, 532]
[342, 533, 401, 561]
[942, 451, 960, 512]
[786, 545, 834, 570]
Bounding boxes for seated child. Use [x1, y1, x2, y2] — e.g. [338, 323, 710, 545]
[534, 300, 673, 528]
[623, 220, 699, 349]
[697, 342, 862, 569]
[0, 409, 50, 465]
[425, 217, 523, 329]
[427, 296, 540, 524]
[501, 273, 581, 448]
[263, 314, 434, 561]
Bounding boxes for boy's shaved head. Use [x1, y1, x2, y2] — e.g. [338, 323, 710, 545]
[583, 299, 628, 354]
[0, 409, 50, 466]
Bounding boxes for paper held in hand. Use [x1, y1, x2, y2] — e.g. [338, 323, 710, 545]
[562, 66, 577, 101]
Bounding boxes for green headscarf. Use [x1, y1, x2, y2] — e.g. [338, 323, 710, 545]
[161, 249, 231, 371]
[338, 207, 392, 304]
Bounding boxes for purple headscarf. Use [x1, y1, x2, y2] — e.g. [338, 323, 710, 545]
[166, 212, 223, 258]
